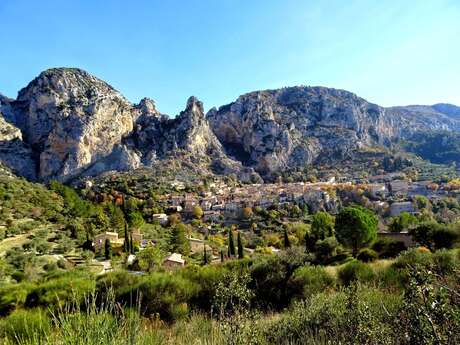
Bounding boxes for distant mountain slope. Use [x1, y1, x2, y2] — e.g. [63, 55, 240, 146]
[404, 130, 460, 166]
[432, 103, 460, 118]
[1, 68, 459, 182]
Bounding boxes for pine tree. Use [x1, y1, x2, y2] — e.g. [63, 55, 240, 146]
[237, 231, 244, 259]
[104, 238, 112, 260]
[228, 229, 235, 257]
[284, 229, 291, 249]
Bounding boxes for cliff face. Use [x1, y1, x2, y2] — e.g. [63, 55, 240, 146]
[0, 68, 255, 182]
[207, 87, 392, 176]
[129, 96, 259, 182]
[1, 68, 459, 182]
[207, 86, 460, 178]
[7, 68, 135, 181]
[132, 96, 224, 162]
[0, 106, 36, 180]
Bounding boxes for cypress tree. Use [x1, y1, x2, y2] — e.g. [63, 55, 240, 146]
[284, 229, 291, 249]
[83, 232, 94, 252]
[237, 232, 244, 259]
[104, 238, 112, 260]
[228, 229, 235, 257]
[170, 224, 191, 255]
[203, 244, 208, 265]
[122, 194, 130, 253]
[129, 232, 134, 254]
[124, 225, 129, 253]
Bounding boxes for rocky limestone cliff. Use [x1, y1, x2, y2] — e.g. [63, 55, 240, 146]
[0, 68, 257, 182]
[1, 68, 460, 183]
[207, 86, 460, 178]
[8, 68, 135, 181]
[129, 96, 260, 182]
[207, 87, 393, 177]
[132, 96, 226, 161]
[0, 110, 36, 180]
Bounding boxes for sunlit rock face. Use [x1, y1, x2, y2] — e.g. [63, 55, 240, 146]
[0, 109, 37, 180]
[8, 68, 135, 181]
[207, 86, 460, 178]
[1, 68, 459, 182]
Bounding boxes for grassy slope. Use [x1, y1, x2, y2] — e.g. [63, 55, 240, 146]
[0, 166, 65, 255]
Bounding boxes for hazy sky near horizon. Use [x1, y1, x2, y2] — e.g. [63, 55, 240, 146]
[0, 0, 459, 115]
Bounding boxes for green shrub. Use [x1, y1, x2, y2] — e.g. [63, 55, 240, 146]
[265, 291, 348, 344]
[0, 308, 51, 343]
[179, 265, 227, 312]
[117, 272, 199, 321]
[24, 272, 95, 309]
[338, 260, 375, 286]
[432, 249, 458, 275]
[0, 283, 34, 315]
[357, 248, 378, 262]
[392, 248, 433, 270]
[249, 248, 309, 310]
[290, 265, 335, 298]
[372, 238, 406, 258]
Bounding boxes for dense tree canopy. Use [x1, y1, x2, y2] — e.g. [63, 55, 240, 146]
[170, 224, 190, 255]
[335, 206, 378, 256]
[311, 211, 335, 240]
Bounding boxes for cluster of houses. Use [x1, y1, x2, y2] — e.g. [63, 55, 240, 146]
[149, 177, 457, 225]
[153, 181, 339, 223]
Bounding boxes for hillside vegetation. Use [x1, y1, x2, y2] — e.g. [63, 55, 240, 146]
[405, 131, 460, 166]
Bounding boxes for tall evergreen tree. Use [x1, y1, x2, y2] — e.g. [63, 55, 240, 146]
[203, 244, 208, 265]
[82, 232, 94, 252]
[335, 206, 378, 257]
[104, 238, 112, 260]
[284, 229, 291, 249]
[123, 224, 129, 253]
[129, 232, 134, 254]
[237, 231, 244, 259]
[121, 194, 130, 253]
[169, 224, 191, 255]
[228, 229, 236, 257]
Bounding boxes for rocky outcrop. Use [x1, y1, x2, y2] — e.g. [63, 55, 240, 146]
[207, 87, 392, 177]
[8, 68, 135, 181]
[0, 111, 36, 180]
[432, 103, 460, 119]
[0, 68, 259, 182]
[1, 68, 460, 183]
[207, 86, 460, 178]
[132, 96, 223, 162]
[386, 105, 460, 136]
[130, 96, 261, 182]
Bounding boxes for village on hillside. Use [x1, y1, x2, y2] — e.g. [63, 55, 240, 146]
[84, 170, 460, 272]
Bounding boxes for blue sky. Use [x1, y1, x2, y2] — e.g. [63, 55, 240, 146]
[0, 0, 459, 115]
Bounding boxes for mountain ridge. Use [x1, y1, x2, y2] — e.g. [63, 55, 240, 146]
[1, 67, 459, 182]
